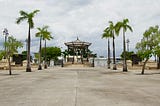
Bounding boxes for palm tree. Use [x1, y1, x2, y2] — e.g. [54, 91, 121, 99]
[35, 26, 51, 70]
[115, 19, 133, 72]
[102, 21, 117, 70]
[16, 10, 40, 72]
[102, 27, 112, 69]
[108, 21, 117, 70]
[42, 27, 53, 69]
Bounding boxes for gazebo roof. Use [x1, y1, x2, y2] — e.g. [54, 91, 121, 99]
[64, 37, 91, 48]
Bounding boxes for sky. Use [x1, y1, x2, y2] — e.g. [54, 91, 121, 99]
[0, 0, 160, 57]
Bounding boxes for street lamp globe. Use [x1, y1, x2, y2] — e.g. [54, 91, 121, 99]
[3, 28, 9, 36]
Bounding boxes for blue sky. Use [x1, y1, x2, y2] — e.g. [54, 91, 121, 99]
[0, 0, 160, 57]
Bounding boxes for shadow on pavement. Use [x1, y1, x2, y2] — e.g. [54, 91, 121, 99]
[136, 72, 160, 75]
[100, 71, 127, 75]
[0, 73, 20, 76]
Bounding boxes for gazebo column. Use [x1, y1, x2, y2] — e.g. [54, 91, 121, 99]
[72, 48, 75, 64]
[81, 48, 83, 64]
[76, 48, 78, 63]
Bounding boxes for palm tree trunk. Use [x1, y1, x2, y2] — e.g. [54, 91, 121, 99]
[141, 58, 149, 74]
[38, 37, 42, 70]
[108, 39, 111, 69]
[26, 25, 31, 72]
[8, 57, 12, 75]
[44, 40, 47, 69]
[123, 28, 127, 72]
[112, 35, 117, 70]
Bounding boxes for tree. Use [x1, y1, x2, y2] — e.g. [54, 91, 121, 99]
[83, 49, 92, 58]
[41, 47, 61, 66]
[62, 50, 69, 62]
[102, 26, 112, 69]
[154, 46, 160, 69]
[36, 26, 48, 70]
[136, 25, 160, 74]
[34, 52, 39, 63]
[16, 10, 40, 72]
[120, 51, 134, 60]
[36, 26, 53, 69]
[108, 21, 117, 70]
[42, 27, 53, 69]
[102, 21, 118, 69]
[21, 51, 27, 61]
[115, 18, 133, 72]
[4, 36, 23, 75]
[152, 26, 160, 69]
[0, 50, 5, 60]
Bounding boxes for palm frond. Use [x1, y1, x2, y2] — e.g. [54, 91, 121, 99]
[36, 25, 53, 41]
[115, 22, 122, 35]
[102, 33, 107, 38]
[37, 27, 42, 31]
[102, 30, 112, 38]
[30, 10, 40, 18]
[35, 32, 42, 37]
[16, 16, 27, 24]
[32, 10, 40, 16]
[43, 31, 53, 40]
[108, 21, 113, 24]
[126, 25, 133, 32]
[123, 18, 129, 24]
[43, 25, 49, 30]
[19, 10, 28, 17]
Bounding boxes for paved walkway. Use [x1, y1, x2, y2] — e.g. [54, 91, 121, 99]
[0, 67, 160, 106]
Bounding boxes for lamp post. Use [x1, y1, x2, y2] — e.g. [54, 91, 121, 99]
[3, 28, 9, 59]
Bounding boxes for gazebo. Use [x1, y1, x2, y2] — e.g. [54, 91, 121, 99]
[64, 37, 91, 64]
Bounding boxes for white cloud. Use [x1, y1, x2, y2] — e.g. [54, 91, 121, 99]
[0, 0, 160, 57]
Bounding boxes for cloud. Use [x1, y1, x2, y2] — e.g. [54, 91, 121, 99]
[0, 0, 160, 57]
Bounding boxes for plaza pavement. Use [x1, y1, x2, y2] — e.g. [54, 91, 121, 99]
[0, 67, 160, 106]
